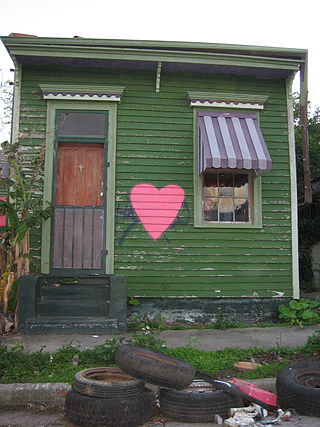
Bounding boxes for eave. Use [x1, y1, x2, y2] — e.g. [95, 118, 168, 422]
[1, 36, 306, 78]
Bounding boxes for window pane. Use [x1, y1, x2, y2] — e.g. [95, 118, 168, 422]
[57, 112, 105, 138]
[203, 172, 218, 197]
[234, 174, 249, 198]
[219, 173, 233, 197]
[235, 199, 249, 222]
[219, 198, 234, 221]
[203, 197, 218, 221]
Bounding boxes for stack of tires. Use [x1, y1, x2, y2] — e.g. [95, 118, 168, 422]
[65, 344, 243, 426]
[65, 367, 156, 427]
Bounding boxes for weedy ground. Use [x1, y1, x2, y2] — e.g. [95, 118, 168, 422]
[1, 329, 319, 384]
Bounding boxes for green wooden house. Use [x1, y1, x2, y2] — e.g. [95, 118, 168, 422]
[1, 35, 308, 332]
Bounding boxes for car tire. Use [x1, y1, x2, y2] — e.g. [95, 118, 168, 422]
[276, 361, 320, 416]
[65, 387, 156, 427]
[159, 380, 243, 423]
[196, 370, 243, 398]
[73, 367, 145, 398]
[115, 344, 196, 390]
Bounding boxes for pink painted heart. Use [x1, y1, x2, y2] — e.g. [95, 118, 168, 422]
[130, 184, 185, 240]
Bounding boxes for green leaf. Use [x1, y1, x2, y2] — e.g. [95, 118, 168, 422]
[128, 297, 140, 306]
[289, 300, 305, 310]
[278, 306, 297, 319]
[301, 309, 319, 320]
[306, 300, 320, 308]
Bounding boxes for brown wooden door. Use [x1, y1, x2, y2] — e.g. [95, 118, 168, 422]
[56, 143, 103, 206]
[53, 143, 105, 271]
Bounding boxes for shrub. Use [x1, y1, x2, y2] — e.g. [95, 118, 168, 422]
[278, 299, 320, 326]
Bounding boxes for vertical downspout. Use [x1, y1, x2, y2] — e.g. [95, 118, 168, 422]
[300, 52, 312, 204]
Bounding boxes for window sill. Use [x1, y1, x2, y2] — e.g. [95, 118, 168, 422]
[194, 221, 262, 229]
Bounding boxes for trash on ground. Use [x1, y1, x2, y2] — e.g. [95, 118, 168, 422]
[233, 378, 278, 408]
[224, 405, 293, 427]
[224, 404, 261, 426]
[215, 414, 224, 424]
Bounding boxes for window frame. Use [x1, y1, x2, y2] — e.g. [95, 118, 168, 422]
[193, 108, 262, 229]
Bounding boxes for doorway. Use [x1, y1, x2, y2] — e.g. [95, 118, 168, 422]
[51, 111, 108, 273]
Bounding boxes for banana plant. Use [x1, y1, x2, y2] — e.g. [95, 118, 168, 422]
[0, 140, 53, 324]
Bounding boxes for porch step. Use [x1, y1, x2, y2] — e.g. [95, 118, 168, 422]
[18, 274, 127, 335]
[23, 317, 118, 334]
[36, 299, 108, 317]
[36, 279, 110, 318]
[39, 284, 108, 299]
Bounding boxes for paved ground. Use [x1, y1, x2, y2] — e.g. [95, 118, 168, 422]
[0, 325, 320, 426]
[1, 325, 319, 353]
[0, 408, 319, 427]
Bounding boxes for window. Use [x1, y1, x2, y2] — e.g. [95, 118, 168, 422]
[193, 109, 268, 228]
[203, 170, 251, 223]
[56, 111, 106, 138]
[195, 167, 261, 228]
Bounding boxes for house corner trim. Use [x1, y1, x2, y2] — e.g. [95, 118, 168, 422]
[286, 77, 300, 299]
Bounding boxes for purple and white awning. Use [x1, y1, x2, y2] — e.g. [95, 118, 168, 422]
[198, 111, 272, 173]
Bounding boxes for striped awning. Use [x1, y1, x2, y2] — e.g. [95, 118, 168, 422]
[198, 111, 272, 173]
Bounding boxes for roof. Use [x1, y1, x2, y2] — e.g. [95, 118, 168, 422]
[0, 35, 307, 79]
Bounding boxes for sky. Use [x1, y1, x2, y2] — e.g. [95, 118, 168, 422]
[0, 0, 319, 140]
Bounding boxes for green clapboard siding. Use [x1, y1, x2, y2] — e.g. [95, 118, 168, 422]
[19, 66, 294, 298]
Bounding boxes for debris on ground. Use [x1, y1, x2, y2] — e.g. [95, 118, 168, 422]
[233, 378, 277, 408]
[224, 404, 294, 426]
[233, 362, 263, 371]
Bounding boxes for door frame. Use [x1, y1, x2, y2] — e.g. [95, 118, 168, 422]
[41, 100, 118, 274]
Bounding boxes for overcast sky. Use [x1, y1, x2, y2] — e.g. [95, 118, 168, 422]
[0, 0, 319, 127]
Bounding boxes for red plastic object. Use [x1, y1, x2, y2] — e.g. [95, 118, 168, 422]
[0, 197, 7, 226]
[233, 378, 278, 407]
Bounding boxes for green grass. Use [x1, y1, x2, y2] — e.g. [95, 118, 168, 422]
[0, 330, 319, 384]
[163, 345, 309, 380]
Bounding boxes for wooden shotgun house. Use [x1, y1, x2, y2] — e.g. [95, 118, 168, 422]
[0, 35, 308, 333]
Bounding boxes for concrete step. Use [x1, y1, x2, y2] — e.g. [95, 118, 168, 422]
[44, 275, 111, 286]
[36, 299, 108, 317]
[38, 284, 109, 299]
[23, 316, 118, 334]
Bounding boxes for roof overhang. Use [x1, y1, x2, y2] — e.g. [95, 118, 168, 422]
[0, 36, 307, 78]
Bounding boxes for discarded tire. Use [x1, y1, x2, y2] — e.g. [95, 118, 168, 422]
[73, 367, 145, 398]
[116, 344, 196, 390]
[65, 388, 156, 427]
[197, 370, 243, 398]
[159, 380, 243, 422]
[276, 361, 320, 416]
